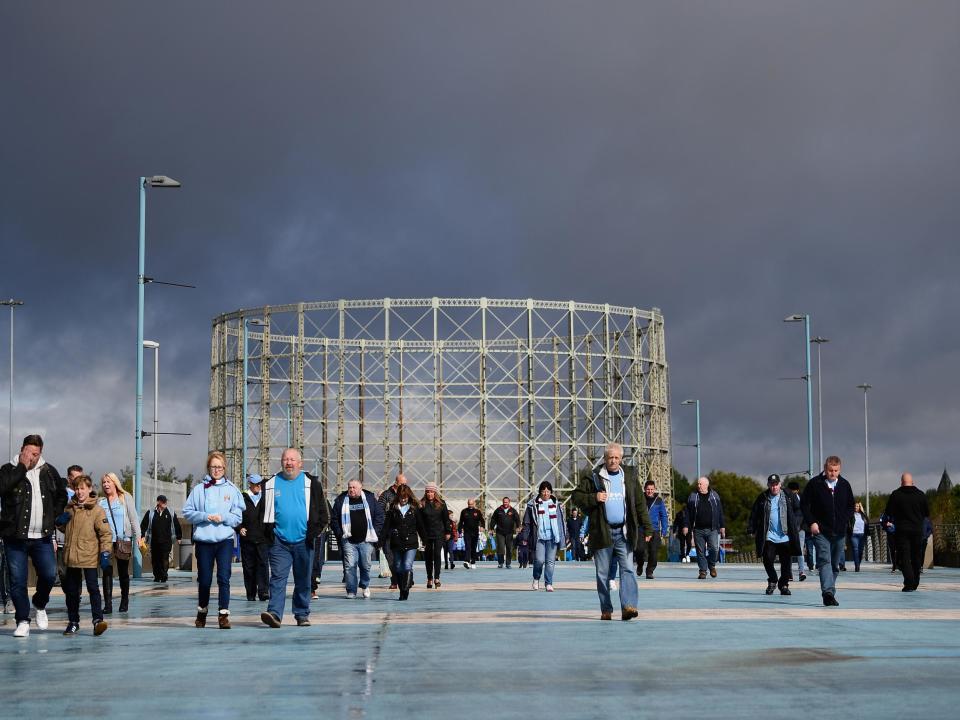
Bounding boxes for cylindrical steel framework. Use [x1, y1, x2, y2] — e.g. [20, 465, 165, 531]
[209, 298, 671, 512]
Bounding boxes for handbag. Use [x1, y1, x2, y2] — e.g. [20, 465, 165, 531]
[106, 499, 133, 560]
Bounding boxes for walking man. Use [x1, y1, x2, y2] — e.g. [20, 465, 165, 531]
[332, 479, 384, 599]
[490, 496, 521, 568]
[458, 498, 485, 568]
[801, 456, 855, 606]
[0, 435, 68, 637]
[572, 442, 652, 621]
[883, 472, 930, 592]
[787, 481, 808, 581]
[140, 494, 182, 582]
[682, 477, 726, 579]
[748, 474, 801, 596]
[238, 475, 270, 601]
[638, 480, 669, 579]
[260, 448, 330, 628]
[567, 507, 587, 561]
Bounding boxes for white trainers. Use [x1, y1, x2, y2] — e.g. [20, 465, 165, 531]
[470, 563, 476, 569]
[532, 579, 540, 590]
[608, 579, 618, 592]
[345, 593, 356, 599]
[35, 608, 48, 630]
[13, 621, 30, 638]
[545, 584, 554, 592]
[361, 588, 371, 599]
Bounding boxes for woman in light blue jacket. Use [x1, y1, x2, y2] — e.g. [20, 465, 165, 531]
[182, 451, 244, 629]
[98, 473, 141, 614]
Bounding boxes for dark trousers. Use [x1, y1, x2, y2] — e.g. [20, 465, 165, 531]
[64, 567, 103, 624]
[424, 538, 443, 580]
[152, 542, 172, 581]
[312, 532, 327, 591]
[240, 539, 270, 599]
[381, 536, 395, 583]
[462, 531, 480, 564]
[496, 533, 514, 566]
[572, 537, 587, 561]
[5, 537, 57, 624]
[887, 533, 898, 570]
[195, 539, 234, 611]
[516, 543, 530, 567]
[636, 534, 661, 576]
[896, 532, 923, 591]
[102, 557, 130, 605]
[762, 540, 793, 586]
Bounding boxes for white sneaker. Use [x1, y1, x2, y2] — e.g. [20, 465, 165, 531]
[361, 588, 371, 599]
[545, 584, 554, 592]
[532, 579, 540, 590]
[345, 593, 356, 599]
[35, 608, 48, 630]
[470, 563, 476, 569]
[13, 621, 30, 638]
[608, 579, 618, 592]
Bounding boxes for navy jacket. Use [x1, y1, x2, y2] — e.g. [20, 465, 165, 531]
[800, 473, 854, 537]
[684, 489, 725, 532]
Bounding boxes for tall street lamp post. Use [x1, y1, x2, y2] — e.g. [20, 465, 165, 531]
[784, 314, 815, 478]
[1, 299, 24, 461]
[136, 175, 180, 578]
[810, 336, 829, 468]
[857, 383, 873, 518]
[143, 340, 160, 500]
[681, 399, 701, 479]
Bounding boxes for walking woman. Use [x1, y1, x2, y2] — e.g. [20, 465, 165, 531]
[182, 451, 244, 629]
[850, 502, 869, 572]
[419, 483, 452, 589]
[61, 475, 111, 635]
[522, 481, 567, 591]
[98, 472, 141, 614]
[381, 484, 421, 600]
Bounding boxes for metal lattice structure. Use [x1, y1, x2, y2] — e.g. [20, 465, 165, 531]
[209, 298, 671, 512]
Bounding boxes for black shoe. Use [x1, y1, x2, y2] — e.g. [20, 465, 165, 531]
[779, 586, 791, 596]
[799, 573, 806, 582]
[258, 595, 270, 601]
[765, 582, 776, 595]
[261, 611, 282, 628]
[247, 596, 257, 601]
[295, 616, 311, 626]
[822, 592, 839, 606]
[901, 587, 914, 592]
[63, 623, 80, 636]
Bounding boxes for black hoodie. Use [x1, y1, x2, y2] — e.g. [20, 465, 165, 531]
[883, 486, 929, 534]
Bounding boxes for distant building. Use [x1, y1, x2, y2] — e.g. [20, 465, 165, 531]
[937, 467, 952, 494]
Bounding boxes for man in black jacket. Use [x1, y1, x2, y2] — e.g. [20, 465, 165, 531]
[748, 474, 801, 596]
[801, 456, 855, 606]
[884, 472, 930, 592]
[0, 434, 68, 638]
[238, 476, 270, 601]
[140, 494, 182, 582]
[490, 497, 521, 568]
[458, 497, 485, 568]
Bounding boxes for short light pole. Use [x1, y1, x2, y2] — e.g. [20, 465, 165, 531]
[143, 341, 160, 501]
[1, 299, 24, 461]
[784, 314, 815, 478]
[135, 175, 180, 578]
[681, 399, 701, 479]
[810, 336, 829, 468]
[242, 318, 267, 478]
[857, 383, 872, 518]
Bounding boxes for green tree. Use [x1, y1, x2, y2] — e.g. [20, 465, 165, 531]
[707, 470, 764, 538]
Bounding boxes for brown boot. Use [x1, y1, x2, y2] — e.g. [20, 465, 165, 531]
[218, 611, 231, 629]
[600, 611, 613, 621]
[195, 608, 207, 628]
[621, 606, 639, 621]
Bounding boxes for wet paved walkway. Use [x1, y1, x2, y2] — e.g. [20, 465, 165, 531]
[3, 561, 960, 718]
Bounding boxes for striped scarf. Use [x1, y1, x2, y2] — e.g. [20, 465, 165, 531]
[341, 491, 378, 544]
[537, 498, 560, 541]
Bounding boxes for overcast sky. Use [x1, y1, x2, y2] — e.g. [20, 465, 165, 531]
[2, 1, 957, 497]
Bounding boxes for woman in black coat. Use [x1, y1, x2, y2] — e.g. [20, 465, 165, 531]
[419, 483, 452, 589]
[380, 484, 421, 600]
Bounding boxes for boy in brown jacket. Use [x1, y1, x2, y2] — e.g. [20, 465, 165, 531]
[60, 475, 112, 635]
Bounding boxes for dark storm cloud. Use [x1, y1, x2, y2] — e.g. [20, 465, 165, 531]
[1, 1, 957, 493]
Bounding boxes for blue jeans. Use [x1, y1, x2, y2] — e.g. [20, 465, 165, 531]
[812, 533, 846, 596]
[592, 528, 638, 612]
[391, 548, 417, 574]
[850, 533, 865, 570]
[805, 533, 817, 568]
[268, 537, 313, 620]
[342, 540, 373, 595]
[693, 529, 719, 572]
[5, 537, 57, 623]
[794, 529, 807, 573]
[533, 539, 558, 584]
[195, 539, 234, 611]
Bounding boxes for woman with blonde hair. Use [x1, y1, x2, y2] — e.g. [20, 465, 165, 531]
[98, 472, 141, 614]
[419, 483, 452, 589]
[182, 451, 244, 629]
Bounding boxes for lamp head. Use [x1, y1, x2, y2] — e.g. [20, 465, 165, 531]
[783, 314, 805, 323]
[144, 175, 181, 188]
[143, 340, 160, 349]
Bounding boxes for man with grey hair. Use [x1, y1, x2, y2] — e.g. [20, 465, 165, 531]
[573, 442, 652, 621]
[883, 472, 930, 592]
[683, 476, 726, 579]
[332, 478, 384, 599]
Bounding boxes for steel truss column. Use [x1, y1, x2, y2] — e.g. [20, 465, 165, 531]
[479, 298, 488, 511]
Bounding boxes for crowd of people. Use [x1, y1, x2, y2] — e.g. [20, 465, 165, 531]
[0, 435, 934, 637]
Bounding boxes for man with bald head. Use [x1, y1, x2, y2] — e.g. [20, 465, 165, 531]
[458, 497, 485, 569]
[260, 448, 330, 628]
[883, 473, 930, 592]
[682, 476, 726, 579]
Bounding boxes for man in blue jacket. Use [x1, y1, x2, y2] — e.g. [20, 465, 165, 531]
[638, 480, 669, 579]
[801, 456, 855, 606]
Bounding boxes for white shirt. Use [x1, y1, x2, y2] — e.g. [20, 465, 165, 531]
[26, 460, 46, 538]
